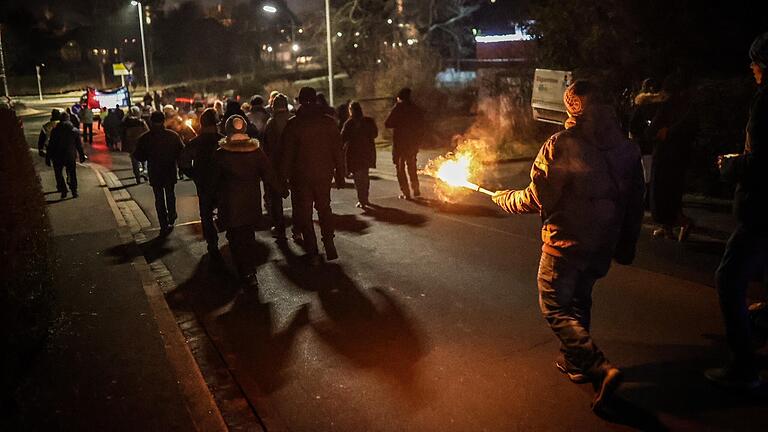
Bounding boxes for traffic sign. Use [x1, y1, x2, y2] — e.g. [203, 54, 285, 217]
[112, 63, 131, 76]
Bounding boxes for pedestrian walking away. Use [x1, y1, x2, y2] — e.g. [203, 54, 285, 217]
[46, 113, 87, 199]
[37, 109, 61, 157]
[179, 108, 224, 258]
[133, 111, 185, 235]
[121, 106, 150, 183]
[213, 115, 285, 287]
[706, 32, 768, 390]
[281, 86, 346, 265]
[385, 87, 424, 200]
[341, 101, 378, 208]
[79, 103, 94, 144]
[262, 93, 293, 240]
[647, 72, 698, 241]
[491, 80, 645, 412]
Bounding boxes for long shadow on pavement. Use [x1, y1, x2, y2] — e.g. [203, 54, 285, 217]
[275, 242, 432, 407]
[361, 203, 430, 227]
[616, 341, 768, 430]
[103, 234, 174, 265]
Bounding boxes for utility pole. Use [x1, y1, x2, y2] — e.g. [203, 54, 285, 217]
[0, 24, 10, 97]
[324, 0, 334, 106]
[35, 65, 43, 101]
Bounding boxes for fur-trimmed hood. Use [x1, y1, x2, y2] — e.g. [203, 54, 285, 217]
[634, 92, 667, 106]
[218, 135, 260, 152]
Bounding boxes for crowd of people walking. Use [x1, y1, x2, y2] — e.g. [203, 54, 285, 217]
[30, 31, 768, 414]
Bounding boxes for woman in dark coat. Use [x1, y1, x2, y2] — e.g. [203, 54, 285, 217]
[214, 115, 284, 287]
[647, 73, 698, 241]
[341, 101, 378, 208]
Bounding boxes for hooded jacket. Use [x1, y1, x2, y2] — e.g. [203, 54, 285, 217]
[132, 124, 184, 187]
[46, 120, 85, 165]
[262, 110, 292, 164]
[280, 104, 345, 184]
[213, 136, 280, 229]
[721, 83, 768, 227]
[629, 92, 667, 155]
[121, 115, 149, 153]
[495, 105, 645, 269]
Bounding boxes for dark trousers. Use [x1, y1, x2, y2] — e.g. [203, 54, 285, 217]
[198, 192, 218, 251]
[292, 180, 333, 255]
[152, 185, 177, 229]
[82, 123, 93, 143]
[53, 161, 77, 194]
[130, 156, 145, 182]
[715, 224, 768, 371]
[226, 225, 257, 277]
[538, 252, 608, 375]
[394, 153, 419, 196]
[266, 185, 285, 232]
[353, 168, 370, 204]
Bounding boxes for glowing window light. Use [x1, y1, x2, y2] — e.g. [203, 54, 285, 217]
[475, 33, 531, 43]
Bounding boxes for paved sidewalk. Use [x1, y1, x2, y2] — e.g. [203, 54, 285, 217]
[12, 151, 225, 431]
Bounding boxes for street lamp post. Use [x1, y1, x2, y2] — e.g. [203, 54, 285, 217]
[0, 24, 9, 98]
[324, 0, 333, 106]
[35, 64, 43, 101]
[131, 1, 150, 93]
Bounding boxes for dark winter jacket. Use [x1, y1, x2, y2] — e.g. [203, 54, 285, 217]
[262, 111, 292, 165]
[721, 83, 768, 227]
[280, 104, 345, 184]
[46, 121, 85, 165]
[132, 125, 184, 187]
[495, 105, 645, 270]
[213, 137, 281, 229]
[179, 127, 223, 196]
[37, 119, 59, 156]
[121, 116, 149, 153]
[629, 92, 666, 155]
[384, 100, 424, 159]
[341, 116, 378, 172]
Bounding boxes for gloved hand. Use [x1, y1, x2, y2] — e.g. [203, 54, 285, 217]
[335, 177, 345, 190]
[45, 159, 51, 167]
[491, 189, 511, 207]
[80, 155, 88, 163]
[38, 150, 45, 157]
[281, 188, 290, 199]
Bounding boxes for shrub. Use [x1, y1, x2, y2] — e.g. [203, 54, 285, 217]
[0, 108, 54, 405]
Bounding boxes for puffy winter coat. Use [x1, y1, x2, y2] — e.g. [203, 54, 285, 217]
[495, 105, 645, 270]
[341, 116, 378, 172]
[384, 100, 424, 159]
[213, 137, 281, 229]
[133, 125, 184, 187]
[280, 104, 345, 184]
[721, 83, 768, 227]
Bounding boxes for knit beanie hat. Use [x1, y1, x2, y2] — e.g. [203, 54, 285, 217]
[563, 80, 596, 117]
[225, 115, 248, 137]
[129, 106, 141, 117]
[749, 32, 768, 68]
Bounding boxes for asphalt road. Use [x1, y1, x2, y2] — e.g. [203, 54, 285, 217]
[24, 111, 767, 431]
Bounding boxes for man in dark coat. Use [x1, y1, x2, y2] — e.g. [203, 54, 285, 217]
[341, 101, 378, 208]
[706, 32, 768, 389]
[214, 115, 284, 287]
[121, 106, 149, 184]
[133, 111, 185, 235]
[281, 86, 345, 264]
[491, 80, 645, 411]
[262, 94, 293, 240]
[385, 87, 423, 199]
[46, 116, 87, 199]
[179, 108, 223, 257]
[37, 109, 60, 157]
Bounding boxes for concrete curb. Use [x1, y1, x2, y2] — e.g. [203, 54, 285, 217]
[89, 164, 230, 432]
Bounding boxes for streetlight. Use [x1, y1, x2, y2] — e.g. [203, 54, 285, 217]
[35, 64, 44, 101]
[131, 1, 150, 93]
